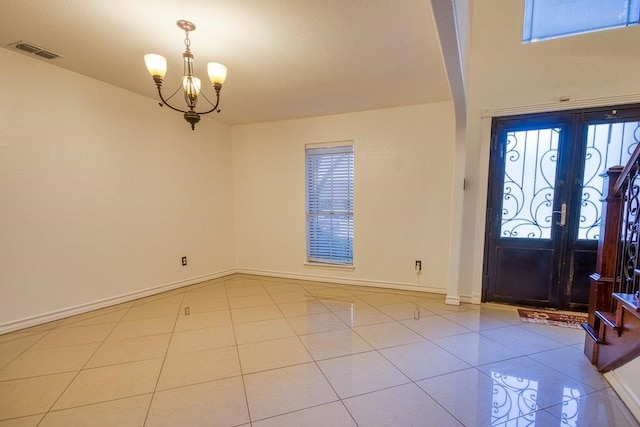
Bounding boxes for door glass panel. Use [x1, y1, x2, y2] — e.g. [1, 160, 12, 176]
[500, 127, 560, 239]
[578, 121, 640, 240]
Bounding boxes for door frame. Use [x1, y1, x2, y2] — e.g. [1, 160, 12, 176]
[481, 104, 640, 310]
[483, 112, 576, 309]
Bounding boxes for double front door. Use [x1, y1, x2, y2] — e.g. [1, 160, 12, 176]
[483, 106, 640, 311]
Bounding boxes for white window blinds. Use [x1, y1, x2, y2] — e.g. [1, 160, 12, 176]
[305, 144, 354, 265]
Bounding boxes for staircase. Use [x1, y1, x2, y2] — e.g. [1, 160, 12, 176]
[585, 292, 640, 372]
[583, 148, 640, 372]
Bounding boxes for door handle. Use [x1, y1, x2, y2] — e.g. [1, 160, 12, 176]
[553, 203, 567, 226]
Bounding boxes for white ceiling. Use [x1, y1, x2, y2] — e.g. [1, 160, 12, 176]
[0, 0, 451, 125]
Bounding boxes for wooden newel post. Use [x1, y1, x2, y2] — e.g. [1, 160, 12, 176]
[588, 166, 624, 326]
[584, 166, 624, 363]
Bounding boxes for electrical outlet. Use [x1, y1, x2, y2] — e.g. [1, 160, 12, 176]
[181, 256, 187, 266]
[415, 260, 422, 272]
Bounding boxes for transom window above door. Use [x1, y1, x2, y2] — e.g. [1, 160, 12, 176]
[523, 0, 640, 43]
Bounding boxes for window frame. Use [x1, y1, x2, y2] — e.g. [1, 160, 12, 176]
[523, 0, 640, 43]
[305, 142, 354, 267]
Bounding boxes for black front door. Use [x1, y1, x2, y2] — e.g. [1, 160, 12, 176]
[483, 106, 640, 311]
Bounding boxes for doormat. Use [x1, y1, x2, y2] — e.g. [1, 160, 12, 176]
[517, 308, 587, 329]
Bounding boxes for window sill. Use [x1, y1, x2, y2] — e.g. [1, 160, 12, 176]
[304, 262, 355, 271]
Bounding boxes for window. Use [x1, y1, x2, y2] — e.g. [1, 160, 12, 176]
[305, 143, 354, 265]
[523, 0, 640, 43]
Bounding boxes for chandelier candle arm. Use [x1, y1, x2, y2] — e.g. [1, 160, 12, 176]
[155, 84, 190, 114]
[197, 84, 222, 115]
[144, 20, 227, 130]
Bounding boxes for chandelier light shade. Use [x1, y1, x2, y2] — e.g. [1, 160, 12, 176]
[143, 54, 167, 79]
[144, 20, 227, 130]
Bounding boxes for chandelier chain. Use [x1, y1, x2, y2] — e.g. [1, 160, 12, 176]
[184, 30, 191, 52]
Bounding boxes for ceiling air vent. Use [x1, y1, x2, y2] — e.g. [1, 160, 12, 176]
[9, 41, 62, 60]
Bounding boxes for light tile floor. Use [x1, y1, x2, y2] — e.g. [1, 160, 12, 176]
[0, 274, 638, 426]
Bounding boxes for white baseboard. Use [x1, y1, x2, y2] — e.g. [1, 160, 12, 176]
[1, 267, 475, 335]
[0, 269, 235, 335]
[235, 267, 448, 295]
[460, 292, 482, 304]
[604, 371, 640, 422]
[445, 295, 461, 306]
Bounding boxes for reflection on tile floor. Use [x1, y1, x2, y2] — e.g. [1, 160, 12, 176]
[0, 274, 638, 426]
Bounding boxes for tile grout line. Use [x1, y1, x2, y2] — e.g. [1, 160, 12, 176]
[225, 277, 254, 425]
[250, 278, 325, 421]
[241, 277, 356, 424]
[246, 399, 350, 426]
[286, 278, 361, 427]
[35, 298, 139, 426]
[141, 289, 187, 427]
[328, 297, 532, 426]
[0, 323, 61, 382]
[320, 293, 428, 423]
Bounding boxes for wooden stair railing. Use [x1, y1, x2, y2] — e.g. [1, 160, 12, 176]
[583, 143, 640, 372]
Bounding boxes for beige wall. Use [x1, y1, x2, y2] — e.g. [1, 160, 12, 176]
[232, 103, 455, 292]
[460, 0, 640, 301]
[606, 359, 640, 420]
[0, 48, 236, 331]
[0, 46, 456, 331]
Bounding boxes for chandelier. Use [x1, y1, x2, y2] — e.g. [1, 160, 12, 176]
[144, 20, 227, 130]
